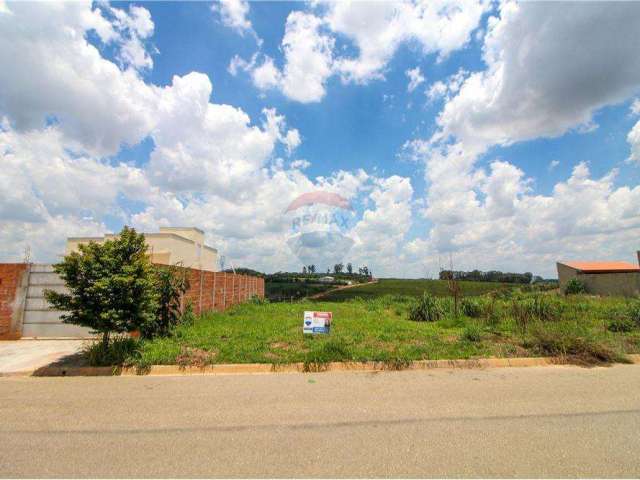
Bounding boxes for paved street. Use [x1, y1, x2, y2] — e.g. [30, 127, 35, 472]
[1, 365, 640, 478]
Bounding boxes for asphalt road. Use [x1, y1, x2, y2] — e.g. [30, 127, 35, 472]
[1, 365, 640, 478]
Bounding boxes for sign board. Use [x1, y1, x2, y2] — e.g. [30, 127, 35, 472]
[303, 311, 332, 334]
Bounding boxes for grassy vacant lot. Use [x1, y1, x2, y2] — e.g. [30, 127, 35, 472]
[134, 291, 640, 368]
[318, 278, 511, 301]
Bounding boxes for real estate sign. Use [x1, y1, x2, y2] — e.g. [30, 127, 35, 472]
[303, 311, 332, 334]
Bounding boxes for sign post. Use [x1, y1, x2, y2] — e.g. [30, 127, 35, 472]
[303, 311, 332, 334]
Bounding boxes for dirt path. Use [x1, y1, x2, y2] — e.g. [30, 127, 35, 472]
[308, 279, 378, 300]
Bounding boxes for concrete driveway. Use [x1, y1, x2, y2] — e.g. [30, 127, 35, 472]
[0, 339, 85, 374]
[1, 364, 640, 477]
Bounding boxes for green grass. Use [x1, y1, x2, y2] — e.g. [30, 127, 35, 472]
[318, 278, 512, 301]
[133, 292, 640, 368]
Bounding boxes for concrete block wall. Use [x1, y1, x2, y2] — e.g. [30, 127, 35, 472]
[0, 263, 28, 340]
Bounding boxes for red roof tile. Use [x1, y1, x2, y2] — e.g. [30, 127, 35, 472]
[562, 261, 640, 273]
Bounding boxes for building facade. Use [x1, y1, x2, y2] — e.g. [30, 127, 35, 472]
[67, 227, 218, 272]
[556, 254, 640, 297]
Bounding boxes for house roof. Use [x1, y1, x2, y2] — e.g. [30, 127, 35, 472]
[561, 261, 640, 273]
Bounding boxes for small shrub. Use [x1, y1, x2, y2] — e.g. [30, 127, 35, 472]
[627, 301, 640, 326]
[249, 295, 269, 305]
[462, 323, 483, 342]
[408, 293, 444, 322]
[83, 336, 139, 366]
[564, 278, 586, 295]
[608, 316, 634, 333]
[142, 265, 190, 339]
[461, 298, 482, 318]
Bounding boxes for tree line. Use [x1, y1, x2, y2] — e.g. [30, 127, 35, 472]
[439, 269, 535, 284]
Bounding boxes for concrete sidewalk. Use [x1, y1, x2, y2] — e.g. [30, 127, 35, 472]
[0, 339, 85, 374]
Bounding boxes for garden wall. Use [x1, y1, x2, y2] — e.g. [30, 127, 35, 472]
[182, 269, 265, 315]
[0, 263, 28, 340]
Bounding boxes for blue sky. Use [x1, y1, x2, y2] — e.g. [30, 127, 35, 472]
[1, 1, 639, 277]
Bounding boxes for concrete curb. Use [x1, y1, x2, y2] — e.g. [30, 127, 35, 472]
[12, 354, 640, 377]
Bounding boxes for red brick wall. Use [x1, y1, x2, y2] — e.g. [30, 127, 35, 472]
[181, 269, 264, 315]
[0, 263, 28, 340]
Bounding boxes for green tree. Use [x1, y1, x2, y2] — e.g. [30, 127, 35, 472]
[45, 226, 158, 349]
[346, 263, 353, 274]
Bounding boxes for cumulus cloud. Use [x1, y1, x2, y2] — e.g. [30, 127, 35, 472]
[244, 11, 334, 103]
[328, 0, 487, 84]
[436, 1, 640, 149]
[0, 1, 158, 156]
[236, 0, 487, 102]
[0, 1, 415, 277]
[396, 1, 640, 277]
[406, 138, 640, 276]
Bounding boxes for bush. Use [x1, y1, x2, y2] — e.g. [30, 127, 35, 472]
[142, 265, 190, 339]
[461, 298, 482, 318]
[408, 293, 444, 322]
[83, 336, 139, 367]
[462, 323, 483, 342]
[608, 316, 635, 333]
[608, 301, 640, 332]
[627, 301, 640, 325]
[564, 278, 587, 295]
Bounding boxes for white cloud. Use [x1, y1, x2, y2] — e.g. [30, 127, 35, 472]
[406, 67, 425, 93]
[548, 160, 560, 171]
[396, 0, 640, 277]
[350, 176, 414, 273]
[426, 69, 467, 102]
[0, 1, 415, 278]
[245, 12, 334, 103]
[212, 0, 261, 43]
[628, 120, 640, 164]
[0, 1, 158, 156]
[252, 56, 282, 90]
[327, 0, 488, 84]
[236, 1, 487, 102]
[436, 1, 640, 149]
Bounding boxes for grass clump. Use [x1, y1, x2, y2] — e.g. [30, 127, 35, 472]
[461, 323, 483, 343]
[524, 323, 624, 365]
[408, 293, 444, 322]
[83, 336, 139, 367]
[511, 295, 560, 330]
[461, 298, 482, 318]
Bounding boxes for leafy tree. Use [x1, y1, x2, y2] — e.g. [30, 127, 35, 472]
[302, 266, 307, 274]
[346, 263, 353, 274]
[45, 226, 158, 349]
[333, 263, 344, 274]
